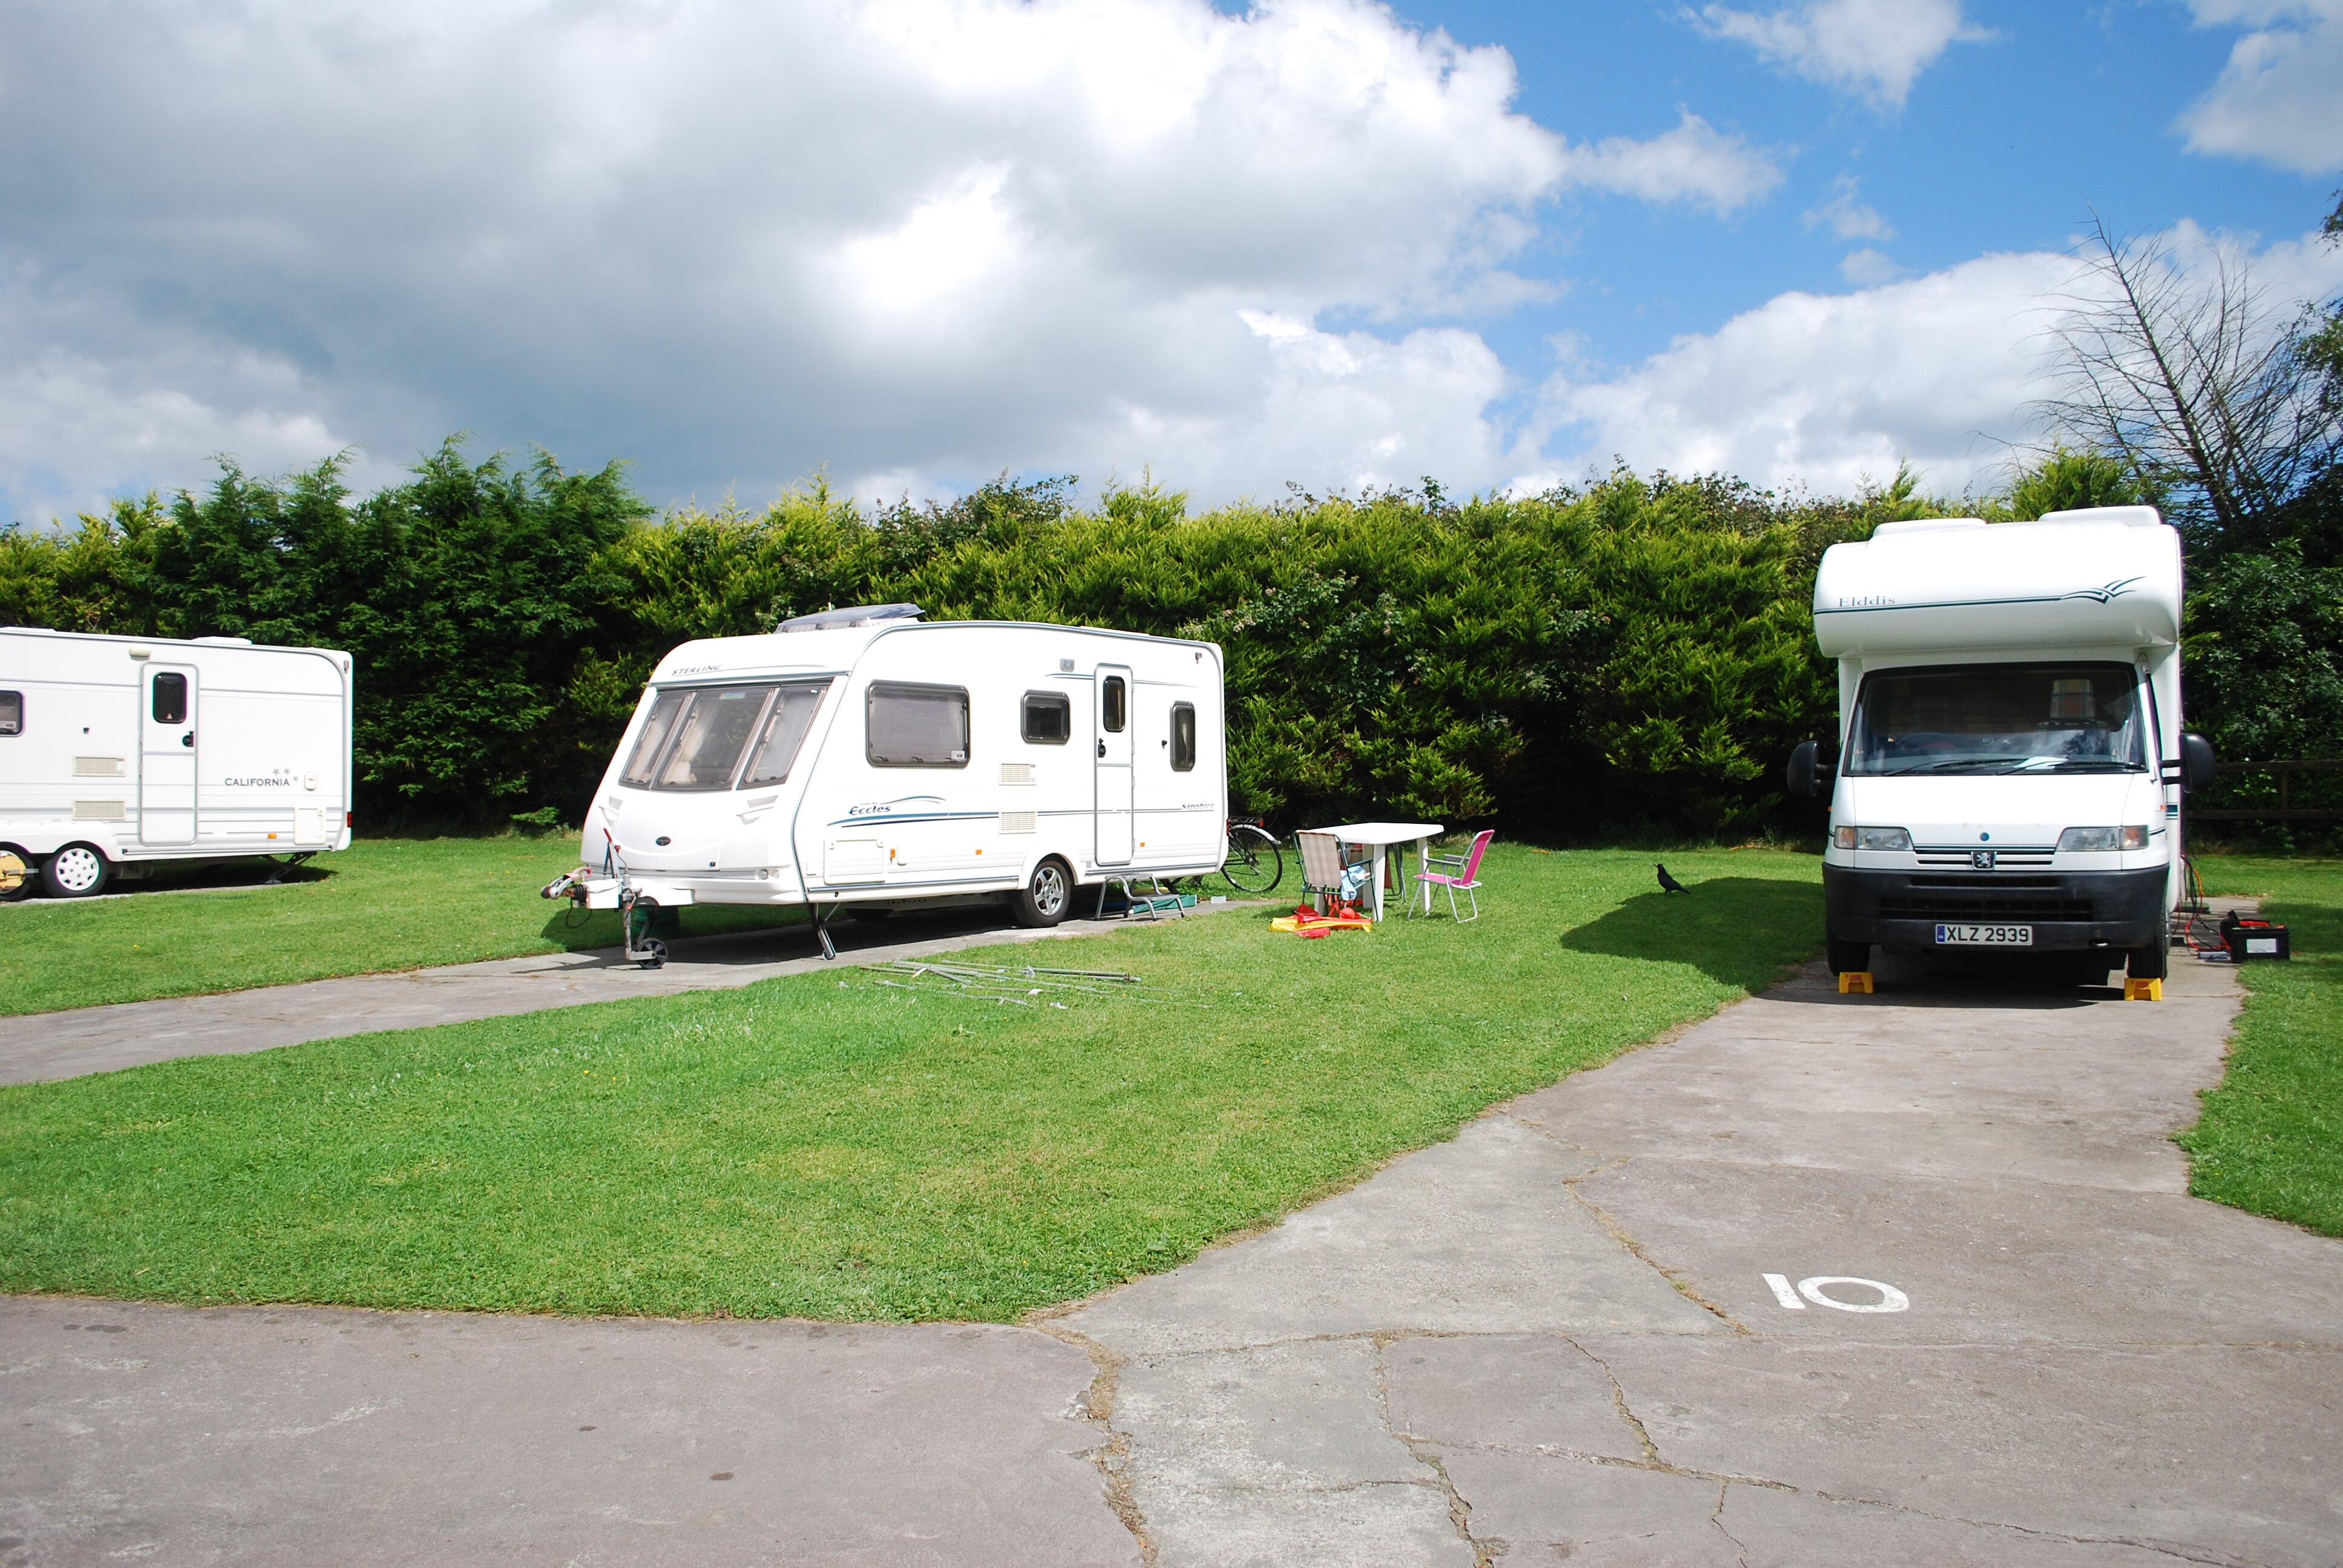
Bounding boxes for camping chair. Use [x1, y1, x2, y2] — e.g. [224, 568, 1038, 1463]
[1296, 830, 1362, 917]
[1417, 829, 1493, 923]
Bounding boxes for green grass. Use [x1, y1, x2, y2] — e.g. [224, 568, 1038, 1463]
[0, 835, 804, 1016]
[2177, 854, 2343, 1236]
[0, 845, 1821, 1321]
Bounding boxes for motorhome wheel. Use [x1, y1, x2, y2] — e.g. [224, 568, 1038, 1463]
[1825, 934, 1870, 976]
[42, 843, 111, 899]
[2125, 938, 2169, 984]
[1012, 859, 1072, 928]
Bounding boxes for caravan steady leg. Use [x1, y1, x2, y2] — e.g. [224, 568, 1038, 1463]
[812, 904, 838, 961]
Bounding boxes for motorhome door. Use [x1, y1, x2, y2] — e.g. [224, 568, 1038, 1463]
[1095, 664, 1134, 864]
[140, 663, 198, 844]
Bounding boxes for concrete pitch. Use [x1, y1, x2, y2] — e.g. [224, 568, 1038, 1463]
[1050, 940, 2343, 1566]
[1, 900, 1249, 1086]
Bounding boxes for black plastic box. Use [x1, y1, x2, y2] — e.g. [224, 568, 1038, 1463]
[2221, 913, 2292, 962]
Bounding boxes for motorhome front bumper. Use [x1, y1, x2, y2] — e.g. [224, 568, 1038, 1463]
[1823, 863, 2168, 951]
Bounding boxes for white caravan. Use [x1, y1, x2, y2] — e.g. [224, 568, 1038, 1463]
[1784, 506, 2217, 984]
[569, 606, 1228, 955]
[0, 627, 355, 898]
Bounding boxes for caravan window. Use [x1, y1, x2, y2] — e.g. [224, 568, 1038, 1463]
[1101, 676, 1127, 733]
[620, 690, 690, 788]
[1170, 703, 1196, 771]
[740, 681, 831, 786]
[868, 682, 969, 767]
[647, 686, 771, 790]
[0, 691, 19, 736]
[621, 684, 810, 792]
[152, 671, 188, 725]
[1021, 691, 1071, 745]
[1845, 663, 2149, 777]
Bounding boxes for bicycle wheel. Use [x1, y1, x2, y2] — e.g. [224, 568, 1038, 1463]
[1218, 823, 1285, 895]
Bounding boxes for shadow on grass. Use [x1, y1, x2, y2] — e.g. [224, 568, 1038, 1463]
[539, 902, 813, 951]
[1559, 877, 1821, 990]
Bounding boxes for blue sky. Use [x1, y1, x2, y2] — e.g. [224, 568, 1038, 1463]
[1388, 1, 2330, 368]
[2, 0, 2338, 522]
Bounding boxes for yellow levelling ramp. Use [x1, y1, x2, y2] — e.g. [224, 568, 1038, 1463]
[1837, 971, 1875, 995]
[2125, 978, 2163, 1001]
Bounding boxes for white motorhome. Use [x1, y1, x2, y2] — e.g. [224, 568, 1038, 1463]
[568, 606, 1228, 953]
[0, 627, 355, 898]
[1785, 506, 2217, 984]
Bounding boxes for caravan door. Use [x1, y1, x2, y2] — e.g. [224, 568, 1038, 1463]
[1095, 664, 1134, 864]
[140, 663, 198, 844]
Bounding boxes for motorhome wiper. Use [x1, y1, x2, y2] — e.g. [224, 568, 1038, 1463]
[1883, 757, 2024, 775]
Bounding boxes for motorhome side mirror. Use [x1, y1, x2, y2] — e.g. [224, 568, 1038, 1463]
[2181, 733, 2218, 794]
[1785, 740, 1832, 799]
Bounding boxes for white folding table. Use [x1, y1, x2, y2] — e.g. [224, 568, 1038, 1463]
[1312, 820, 1444, 921]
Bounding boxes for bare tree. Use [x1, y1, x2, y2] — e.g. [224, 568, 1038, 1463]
[2037, 214, 2335, 543]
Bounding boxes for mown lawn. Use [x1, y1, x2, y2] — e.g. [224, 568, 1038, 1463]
[0, 835, 802, 1016]
[0, 844, 1822, 1321]
[2179, 854, 2343, 1237]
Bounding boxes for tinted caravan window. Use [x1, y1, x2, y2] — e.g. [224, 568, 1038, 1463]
[739, 682, 831, 787]
[1022, 690, 1071, 745]
[0, 691, 19, 736]
[868, 682, 969, 766]
[1170, 702, 1196, 771]
[152, 671, 188, 725]
[1101, 675, 1127, 733]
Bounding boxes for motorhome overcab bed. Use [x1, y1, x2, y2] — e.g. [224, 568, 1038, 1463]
[571, 607, 1228, 946]
[0, 627, 355, 898]
[1785, 506, 2217, 985]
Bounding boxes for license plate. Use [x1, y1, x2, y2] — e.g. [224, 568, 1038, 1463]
[1935, 923, 2032, 946]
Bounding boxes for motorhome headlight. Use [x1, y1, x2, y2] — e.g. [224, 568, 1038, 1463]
[2057, 825, 2148, 852]
[1833, 826, 1911, 851]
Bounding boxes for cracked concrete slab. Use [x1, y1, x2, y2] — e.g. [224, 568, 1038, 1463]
[1054, 1112, 1725, 1354]
[0, 1295, 1138, 1567]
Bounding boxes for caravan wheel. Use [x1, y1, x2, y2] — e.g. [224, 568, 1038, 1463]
[42, 843, 111, 899]
[1011, 858, 1072, 928]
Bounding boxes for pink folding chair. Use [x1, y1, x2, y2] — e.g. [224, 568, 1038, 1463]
[1417, 829, 1493, 923]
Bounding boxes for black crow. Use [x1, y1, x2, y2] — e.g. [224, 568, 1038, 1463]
[1656, 863, 1689, 895]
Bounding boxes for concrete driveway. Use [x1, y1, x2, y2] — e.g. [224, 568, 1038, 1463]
[7, 938, 2339, 1565]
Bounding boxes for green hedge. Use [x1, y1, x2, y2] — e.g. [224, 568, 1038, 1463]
[23, 440, 2316, 839]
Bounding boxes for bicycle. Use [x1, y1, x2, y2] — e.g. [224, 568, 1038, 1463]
[1216, 818, 1285, 895]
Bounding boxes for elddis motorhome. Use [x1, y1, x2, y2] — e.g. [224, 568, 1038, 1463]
[564, 606, 1227, 953]
[0, 627, 354, 898]
[1784, 506, 2218, 985]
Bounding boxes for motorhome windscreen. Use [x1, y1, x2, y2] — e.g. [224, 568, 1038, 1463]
[621, 682, 828, 791]
[1846, 663, 2149, 776]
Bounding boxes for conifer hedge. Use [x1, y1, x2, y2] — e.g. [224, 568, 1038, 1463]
[0, 440, 2174, 838]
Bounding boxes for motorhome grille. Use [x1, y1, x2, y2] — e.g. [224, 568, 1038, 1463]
[1916, 844, 2055, 869]
[1000, 811, 1037, 834]
[73, 800, 127, 821]
[1000, 763, 1035, 786]
[73, 756, 125, 777]
[1879, 893, 2094, 921]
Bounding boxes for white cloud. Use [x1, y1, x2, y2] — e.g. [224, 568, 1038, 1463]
[1532, 222, 2343, 500]
[0, 0, 1780, 520]
[1699, 0, 1985, 108]
[1804, 174, 1895, 240]
[1837, 247, 1906, 285]
[1558, 113, 1781, 215]
[2175, 0, 2343, 174]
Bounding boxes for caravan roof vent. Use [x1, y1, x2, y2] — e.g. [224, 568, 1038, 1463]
[777, 603, 924, 634]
